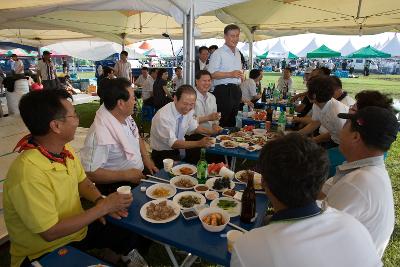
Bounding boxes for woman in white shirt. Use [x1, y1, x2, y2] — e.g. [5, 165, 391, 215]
[240, 69, 262, 107]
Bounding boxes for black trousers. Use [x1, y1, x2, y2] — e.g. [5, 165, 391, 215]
[213, 84, 242, 127]
[21, 221, 151, 267]
[151, 149, 180, 169]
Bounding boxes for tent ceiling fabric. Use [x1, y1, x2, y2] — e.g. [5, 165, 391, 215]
[211, 0, 400, 37]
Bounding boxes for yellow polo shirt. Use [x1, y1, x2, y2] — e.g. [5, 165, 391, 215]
[3, 144, 87, 267]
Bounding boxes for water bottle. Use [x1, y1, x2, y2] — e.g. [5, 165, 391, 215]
[277, 108, 286, 132]
[243, 104, 249, 113]
[235, 111, 243, 128]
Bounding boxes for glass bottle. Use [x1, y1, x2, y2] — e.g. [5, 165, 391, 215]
[197, 148, 208, 184]
[240, 174, 256, 223]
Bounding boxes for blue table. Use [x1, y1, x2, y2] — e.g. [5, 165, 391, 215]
[254, 101, 288, 110]
[242, 118, 294, 129]
[37, 246, 108, 267]
[108, 167, 269, 267]
[206, 143, 260, 170]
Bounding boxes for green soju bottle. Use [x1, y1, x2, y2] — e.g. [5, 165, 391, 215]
[197, 148, 208, 184]
[277, 108, 286, 133]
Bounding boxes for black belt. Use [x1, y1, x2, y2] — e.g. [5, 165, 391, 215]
[215, 83, 240, 87]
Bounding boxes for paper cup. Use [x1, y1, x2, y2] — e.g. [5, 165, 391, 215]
[219, 166, 235, 179]
[227, 230, 244, 252]
[163, 158, 174, 172]
[210, 137, 216, 147]
[117, 185, 131, 195]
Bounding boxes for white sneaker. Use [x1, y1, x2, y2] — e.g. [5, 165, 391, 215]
[121, 249, 149, 267]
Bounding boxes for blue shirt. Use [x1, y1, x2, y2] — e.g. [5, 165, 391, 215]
[208, 44, 242, 86]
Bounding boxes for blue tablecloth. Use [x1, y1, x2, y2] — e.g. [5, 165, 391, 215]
[206, 143, 260, 161]
[254, 101, 288, 110]
[242, 118, 294, 129]
[38, 246, 108, 267]
[108, 167, 269, 266]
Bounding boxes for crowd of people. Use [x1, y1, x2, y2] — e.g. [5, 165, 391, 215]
[1, 24, 399, 267]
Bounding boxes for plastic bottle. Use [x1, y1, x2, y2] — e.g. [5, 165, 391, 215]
[235, 111, 243, 128]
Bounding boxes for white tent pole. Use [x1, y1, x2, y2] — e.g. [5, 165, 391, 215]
[183, 2, 195, 85]
[248, 40, 253, 69]
[189, 2, 195, 86]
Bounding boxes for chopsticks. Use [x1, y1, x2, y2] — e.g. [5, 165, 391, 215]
[141, 179, 162, 184]
[228, 222, 248, 233]
[146, 175, 170, 183]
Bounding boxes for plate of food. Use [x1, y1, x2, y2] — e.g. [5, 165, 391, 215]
[206, 177, 235, 192]
[170, 175, 198, 190]
[230, 131, 248, 138]
[171, 164, 197, 176]
[245, 145, 262, 152]
[146, 183, 176, 199]
[251, 136, 267, 146]
[235, 170, 263, 190]
[219, 140, 238, 149]
[216, 135, 232, 141]
[210, 197, 241, 217]
[140, 199, 180, 223]
[173, 191, 206, 209]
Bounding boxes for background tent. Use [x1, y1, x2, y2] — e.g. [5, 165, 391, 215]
[339, 39, 357, 56]
[266, 39, 291, 58]
[297, 38, 319, 57]
[347, 45, 391, 58]
[307, 45, 341, 58]
[381, 35, 400, 57]
[239, 42, 261, 57]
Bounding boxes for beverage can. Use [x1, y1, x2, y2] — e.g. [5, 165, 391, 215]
[259, 122, 266, 129]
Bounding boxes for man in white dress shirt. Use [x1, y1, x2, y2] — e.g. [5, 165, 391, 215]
[172, 67, 184, 89]
[276, 67, 293, 97]
[80, 78, 158, 194]
[231, 133, 381, 267]
[114, 51, 132, 83]
[134, 66, 148, 87]
[208, 24, 243, 127]
[240, 69, 262, 108]
[141, 68, 157, 104]
[298, 75, 348, 147]
[10, 54, 24, 75]
[37, 51, 59, 90]
[195, 46, 209, 74]
[150, 85, 220, 168]
[321, 106, 399, 258]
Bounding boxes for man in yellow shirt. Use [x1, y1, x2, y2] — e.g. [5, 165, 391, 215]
[4, 90, 147, 267]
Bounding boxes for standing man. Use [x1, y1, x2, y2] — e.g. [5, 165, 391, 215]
[142, 68, 157, 104]
[172, 67, 184, 89]
[37, 51, 59, 90]
[10, 54, 24, 75]
[134, 66, 148, 87]
[195, 46, 209, 74]
[114, 51, 132, 83]
[208, 24, 243, 127]
[62, 57, 69, 74]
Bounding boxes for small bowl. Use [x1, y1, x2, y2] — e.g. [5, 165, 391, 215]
[194, 184, 209, 194]
[222, 189, 236, 198]
[252, 129, 267, 136]
[199, 207, 230, 232]
[205, 190, 219, 200]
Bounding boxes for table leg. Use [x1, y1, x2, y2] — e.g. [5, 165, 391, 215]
[231, 157, 237, 171]
[181, 253, 198, 267]
[164, 245, 180, 267]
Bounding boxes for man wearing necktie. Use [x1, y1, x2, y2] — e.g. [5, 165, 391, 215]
[150, 85, 222, 169]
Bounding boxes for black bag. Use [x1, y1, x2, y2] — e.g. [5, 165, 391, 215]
[3, 76, 15, 93]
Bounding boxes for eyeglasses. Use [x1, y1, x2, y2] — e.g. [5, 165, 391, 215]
[56, 112, 79, 121]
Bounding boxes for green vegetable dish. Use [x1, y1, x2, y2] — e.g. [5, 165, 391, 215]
[217, 199, 238, 209]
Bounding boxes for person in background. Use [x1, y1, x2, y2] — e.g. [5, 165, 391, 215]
[114, 51, 132, 83]
[195, 46, 209, 74]
[231, 133, 381, 267]
[150, 85, 219, 168]
[97, 66, 116, 104]
[80, 78, 158, 195]
[152, 68, 172, 111]
[134, 67, 148, 87]
[276, 67, 293, 97]
[62, 57, 69, 74]
[4, 90, 148, 267]
[97, 64, 103, 77]
[142, 68, 157, 105]
[172, 67, 184, 89]
[36, 51, 59, 90]
[10, 54, 24, 75]
[352, 90, 394, 114]
[240, 69, 262, 108]
[208, 24, 243, 127]
[330, 76, 355, 107]
[208, 45, 218, 55]
[321, 106, 399, 258]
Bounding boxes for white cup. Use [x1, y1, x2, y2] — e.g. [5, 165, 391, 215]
[117, 185, 131, 195]
[286, 116, 293, 124]
[163, 158, 174, 172]
[227, 230, 244, 252]
[219, 166, 235, 179]
[210, 137, 216, 147]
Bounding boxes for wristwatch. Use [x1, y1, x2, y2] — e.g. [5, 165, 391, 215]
[94, 195, 106, 204]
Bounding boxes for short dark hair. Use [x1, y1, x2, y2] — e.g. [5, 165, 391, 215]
[259, 133, 329, 208]
[195, 70, 212, 80]
[199, 46, 209, 53]
[19, 90, 72, 136]
[355, 90, 394, 112]
[307, 76, 334, 103]
[284, 67, 292, 73]
[120, 51, 128, 56]
[149, 68, 158, 75]
[224, 24, 240, 34]
[175, 66, 182, 71]
[103, 66, 114, 76]
[175, 84, 196, 101]
[208, 45, 218, 51]
[156, 68, 168, 80]
[249, 69, 262, 79]
[330, 76, 342, 89]
[103, 78, 132, 110]
[141, 66, 148, 71]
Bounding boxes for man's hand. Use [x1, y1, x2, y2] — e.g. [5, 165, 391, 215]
[143, 157, 159, 175]
[198, 137, 214, 148]
[208, 112, 221, 121]
[212, 124, 223, 134]
[97, 192, 133, 215]
[231, 70, 243, 79]
[122, 169, 145, 184]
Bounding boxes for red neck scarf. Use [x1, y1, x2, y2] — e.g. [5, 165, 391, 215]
[14, 134, 74, 165]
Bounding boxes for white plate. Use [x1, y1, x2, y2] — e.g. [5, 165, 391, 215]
[235, 170, 263, 190]
[206, 177, 235, 192]
[210, 197, 241, 217]
[140, 199, 180, 224]
[171, 164, 197, 176]
[145, 183, 176, 199]
[170, 175, 198, 190]
[216, 134, 232, 141]
[245, 145, 262, 152]
[219, 140, 238, 149]
[173, 191, 206, 209]
[238, 143, 249, 149]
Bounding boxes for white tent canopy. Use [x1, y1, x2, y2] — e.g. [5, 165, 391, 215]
[339, 39, 357, 57]
[239, 42, 261, 57]
[297, 38, 319, 57]
[381, 34, 400, 57]
[265, 39, 291, 58]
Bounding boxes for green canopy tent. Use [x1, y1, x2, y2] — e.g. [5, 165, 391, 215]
[256, 51, 298, 59]
[346, 45, 391, 58]
[256, 51, 268, 59]
[288, 52, 298, 59]
[307, 45, 341, 58]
